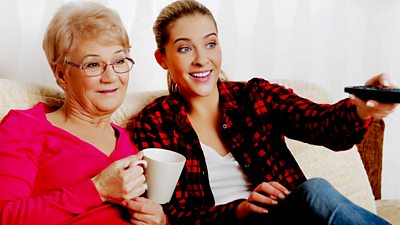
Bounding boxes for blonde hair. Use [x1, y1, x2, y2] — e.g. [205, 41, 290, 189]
[43, 2, 130, 74]
[153, 0, 226, 93]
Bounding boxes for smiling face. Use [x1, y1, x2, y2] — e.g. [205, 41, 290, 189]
[59, 38, 130, 116]
[157, 14, 222, 99]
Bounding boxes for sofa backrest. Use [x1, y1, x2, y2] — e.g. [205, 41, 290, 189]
[0, 78, 376, 213]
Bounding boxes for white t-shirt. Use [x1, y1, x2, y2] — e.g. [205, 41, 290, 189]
[200, 142, 252, 205]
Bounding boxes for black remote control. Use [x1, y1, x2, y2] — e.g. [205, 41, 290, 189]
[344, 86, 400, 103]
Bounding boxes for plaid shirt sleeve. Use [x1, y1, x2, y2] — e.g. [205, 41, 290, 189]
[130, 102, 244, 225]
[248, 79, 372, 150]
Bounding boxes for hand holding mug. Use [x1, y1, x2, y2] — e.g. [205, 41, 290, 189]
[91, 153, 147, 204]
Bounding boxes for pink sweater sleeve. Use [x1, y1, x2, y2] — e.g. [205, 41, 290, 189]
[0, 110, 103, 225]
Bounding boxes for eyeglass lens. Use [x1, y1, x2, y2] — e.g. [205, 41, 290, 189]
[84, 58, 134, 76]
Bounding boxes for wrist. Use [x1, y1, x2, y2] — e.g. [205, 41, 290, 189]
[356, 106, 372, 120]
[236, 201, 249, 221]
[91, 176, 106, 202]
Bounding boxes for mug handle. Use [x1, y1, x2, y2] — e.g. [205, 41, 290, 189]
[129, 159, 148, 190]
[130, 159, 147, 168]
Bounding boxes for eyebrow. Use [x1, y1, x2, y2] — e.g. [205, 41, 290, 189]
[81, 49, 125, 60]
[174, 32, 218, 44]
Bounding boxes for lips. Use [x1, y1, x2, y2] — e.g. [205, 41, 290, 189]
[98, 88, 118, 94]
[189, 70, 212, 78]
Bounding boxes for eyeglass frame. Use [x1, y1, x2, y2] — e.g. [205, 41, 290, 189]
[65, 57, 135, 77]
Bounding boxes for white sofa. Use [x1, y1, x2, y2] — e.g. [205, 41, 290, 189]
[1, 78, 399, 224]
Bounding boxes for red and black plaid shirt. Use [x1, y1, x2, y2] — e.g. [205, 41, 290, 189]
[130, 78, 371, 225]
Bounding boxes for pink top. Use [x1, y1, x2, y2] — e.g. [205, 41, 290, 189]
[0, 103, 137, 225]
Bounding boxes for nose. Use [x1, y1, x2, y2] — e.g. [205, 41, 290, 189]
[192, 48, 209, 66]
[100, 64, 118, 82]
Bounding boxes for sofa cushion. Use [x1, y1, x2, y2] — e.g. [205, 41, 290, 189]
[0, 78, 376, 214]
[112, 90, 168, 128]
[286, 139, 376, 213]
[376, 199, 400, 224]
[0, 79, 64, 118]
[274, 79, 376, 213]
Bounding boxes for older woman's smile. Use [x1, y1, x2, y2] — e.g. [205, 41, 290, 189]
[97, 88, 119, 94]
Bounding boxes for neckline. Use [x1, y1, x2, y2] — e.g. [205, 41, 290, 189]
[37, 102, 121, 159]
[200, 142, 233, 160]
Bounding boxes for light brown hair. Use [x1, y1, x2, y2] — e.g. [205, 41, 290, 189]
[43, 2, 130, 74]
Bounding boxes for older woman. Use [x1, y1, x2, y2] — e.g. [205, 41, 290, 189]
[0, 2, 166, 225]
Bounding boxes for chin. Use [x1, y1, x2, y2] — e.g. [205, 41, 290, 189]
[195, 87, 216, 97]
[97, 99, 123, 113]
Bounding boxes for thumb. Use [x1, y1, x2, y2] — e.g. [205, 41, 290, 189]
[379, 73, 390, 87]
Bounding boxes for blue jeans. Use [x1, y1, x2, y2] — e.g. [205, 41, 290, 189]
[247, 178, 390, 225]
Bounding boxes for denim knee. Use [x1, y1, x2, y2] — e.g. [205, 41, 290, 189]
[300, 177, 332, 192]
[294, 177, 349, 213]
[299, 177, 334, 194]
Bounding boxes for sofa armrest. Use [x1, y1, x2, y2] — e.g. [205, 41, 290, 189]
[356, 119, 385, 200]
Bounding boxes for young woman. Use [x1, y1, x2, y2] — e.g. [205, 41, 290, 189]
[0, 2, 166, 225]
[130, 0, 397, 224]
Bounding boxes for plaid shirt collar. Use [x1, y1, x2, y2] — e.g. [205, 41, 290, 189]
[168, 79, 241, 114]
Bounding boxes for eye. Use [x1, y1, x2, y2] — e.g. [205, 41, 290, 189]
[84, 62, 101, 69]
[114, 58, 126, 65]
[207, 42, 217, 49]
[178, 46, 191, 53]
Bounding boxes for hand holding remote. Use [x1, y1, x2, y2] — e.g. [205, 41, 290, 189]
[346, 73, 398, 120]
[344, 86, 400, 103]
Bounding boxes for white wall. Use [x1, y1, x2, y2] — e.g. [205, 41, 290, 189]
[0, 0, 399, 199]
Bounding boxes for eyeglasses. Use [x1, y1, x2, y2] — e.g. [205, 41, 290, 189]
[66, 57, 135, 77]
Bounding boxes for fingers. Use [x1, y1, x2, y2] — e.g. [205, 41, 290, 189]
[119, 161, 147, 199]
[126, 197, 159, 213]
[240, 200, 270, 214]
[236, 181, 290, 220]
[269, 181, 291, 196]
[236, 200, 264, 220]
[350, 94, 398, 120]
[125, 198, 166, 225]
[248, 182, 289, 209]
[365, 73, 389, 87]
[365, 73, 398, 88]
[248, 189, 278, 205]
[122, 173, 147, 199]
[114, 153, 144, 170]
[92, 154, 147, 203]
[255, 182, 289, 201]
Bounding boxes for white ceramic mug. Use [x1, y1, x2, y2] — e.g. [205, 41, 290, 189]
[133, 148, 186, 204]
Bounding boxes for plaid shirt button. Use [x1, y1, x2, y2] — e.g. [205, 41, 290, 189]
[222, 124, 228, 129]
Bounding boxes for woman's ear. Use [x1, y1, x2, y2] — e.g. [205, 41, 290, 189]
[55, 65, 67, 90]
[154, 49, 168, 70]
